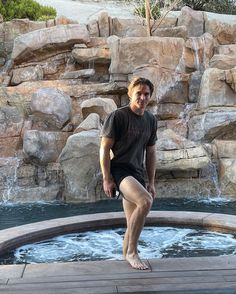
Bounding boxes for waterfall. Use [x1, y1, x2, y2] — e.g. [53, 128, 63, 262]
[1, 157, 21, 203]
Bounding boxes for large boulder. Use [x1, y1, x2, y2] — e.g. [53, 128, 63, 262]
[156, 103, 185, 120]
[152, 26, 187, 39]
[180, 33, 214, 72]
[198, 68, 236, 108]
[111, 18, 146, 37]
[81, 97, 117, 121]
[72, 46, 111, 64]
[157, 119, 188, 138]
[156, 129, 210, 171]
[219, 159, 236, 196]
[23, 130, 70, 164]
[0, 160, 64, 202]
[98, 11, 111, 37]
[215, 44, 236, 55]
[60, 68, 95, 80]
[11, 65, 44, 85]
[188, 108, 236, 142]
[58, 130, 100, 202]
[213, 140, 236, 158]
[109, 36, 185, 74]
[0, 19, 46, 56]
[12, 24, 90, 64]
[209, 54, 236, 70]
[0, 106, 24, 137]
[132, 63, 189, 104]
[30, 88, 72, 129]
[189, 71, 202, 103]
[206, 19, 236, 45]
[177, 6, 204, 37]
[74, 113, 101, 134]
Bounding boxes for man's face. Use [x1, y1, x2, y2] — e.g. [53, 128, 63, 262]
[129, 84, 151, 111]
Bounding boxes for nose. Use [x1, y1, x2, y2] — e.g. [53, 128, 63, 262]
[140, 94, 146, 100]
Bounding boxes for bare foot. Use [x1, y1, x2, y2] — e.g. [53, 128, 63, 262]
[126, 253, 149, 270]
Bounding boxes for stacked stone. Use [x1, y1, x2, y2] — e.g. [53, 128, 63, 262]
[0, 6, 235, 202]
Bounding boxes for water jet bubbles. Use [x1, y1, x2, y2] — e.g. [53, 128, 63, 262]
[12, 226, 236, 264]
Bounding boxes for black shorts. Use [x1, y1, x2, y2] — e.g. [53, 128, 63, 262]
[111, 165, 146, 190]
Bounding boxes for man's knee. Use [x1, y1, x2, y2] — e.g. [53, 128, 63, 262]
[139, 194, 153, 212]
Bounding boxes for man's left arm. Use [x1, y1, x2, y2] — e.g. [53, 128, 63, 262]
[146, 144, 156, 198]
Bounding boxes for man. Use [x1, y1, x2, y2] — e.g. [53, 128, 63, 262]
[100, 77, 157, 270]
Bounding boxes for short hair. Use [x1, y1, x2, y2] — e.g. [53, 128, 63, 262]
[128, 77, 154, 97]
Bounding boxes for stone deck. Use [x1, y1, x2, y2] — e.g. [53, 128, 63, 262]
[2, 256, 236, 293]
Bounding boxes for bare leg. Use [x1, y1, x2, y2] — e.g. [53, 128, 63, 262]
[120, 176, 153, 270]
[122, 198, 136, 258]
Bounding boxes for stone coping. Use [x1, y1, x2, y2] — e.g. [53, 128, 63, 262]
[1, 210, 236, 255]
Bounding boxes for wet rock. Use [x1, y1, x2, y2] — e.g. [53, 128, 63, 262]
[0, 158, 64, 202]
[156, 129, 210, 171]
[23, 130, 70, 164]
[74, 113, 101, 134]
[198, 68, 236, 108]
[11, 65, 44, 85]
[81, 97, 117, 121]
[219, 159, 236, 196]
[180, 33, 214, 72]
[12, 24, 90, 64]
[30, 88, 72, 129]
[177, 6, 204, 37]
[189, 71, 202, 103]
[59, 130, 100, 202]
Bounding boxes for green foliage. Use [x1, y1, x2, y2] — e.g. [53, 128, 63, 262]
[0, 0, 56, 21]
[181, 0, 236, 14]
[134, 1, 161, 19]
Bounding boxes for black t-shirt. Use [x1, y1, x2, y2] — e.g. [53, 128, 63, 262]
[101, 105, 157, 177]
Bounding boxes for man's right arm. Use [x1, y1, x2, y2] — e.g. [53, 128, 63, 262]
[99, 136, 115, 198]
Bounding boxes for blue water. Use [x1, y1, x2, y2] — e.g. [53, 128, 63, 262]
[0, 197, 235, 231]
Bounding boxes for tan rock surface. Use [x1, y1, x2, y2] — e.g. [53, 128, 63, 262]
[109, 37, 185, 74]
[12, 24, 90, 64]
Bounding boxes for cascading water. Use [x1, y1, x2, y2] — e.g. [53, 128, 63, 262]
[1, 157, 20, 203]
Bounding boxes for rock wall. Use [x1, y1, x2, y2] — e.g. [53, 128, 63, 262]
[0, 7, 236, 202]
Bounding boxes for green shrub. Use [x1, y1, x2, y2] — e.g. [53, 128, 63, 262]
[180, 0, 236, 14]
[134, 1, 161, 19]
[0, 0, 56, 21]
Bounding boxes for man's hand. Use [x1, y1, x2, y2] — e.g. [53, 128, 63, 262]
[147, 183, 156, 199]
[103, 178, 116, 198]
